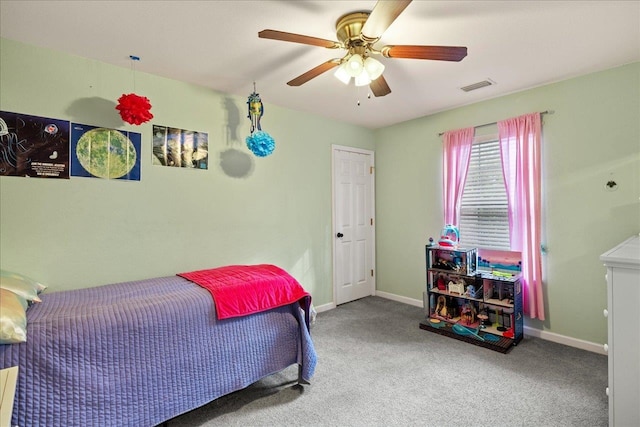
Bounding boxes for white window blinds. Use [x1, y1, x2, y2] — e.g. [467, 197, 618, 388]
[458, 136, 511, 250]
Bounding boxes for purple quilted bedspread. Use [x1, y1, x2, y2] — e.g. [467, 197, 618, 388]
[0, 275, 317, 426]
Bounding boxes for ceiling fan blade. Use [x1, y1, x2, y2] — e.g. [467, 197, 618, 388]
[370, 75, 391, 97]
[259, 30, 341, 49]
[287, 60, 340, 86]
[382, 45, 467, 62]
[361, 0, 412, 41]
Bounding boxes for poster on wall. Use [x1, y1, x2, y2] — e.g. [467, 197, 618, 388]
[70, 123, 141, 181]
[152, 125, 208, 169]
[0, 110, 70, 178]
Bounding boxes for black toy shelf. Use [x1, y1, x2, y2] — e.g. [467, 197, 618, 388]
[421, 245, 523, 353]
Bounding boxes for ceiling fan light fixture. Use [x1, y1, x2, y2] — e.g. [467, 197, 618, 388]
[364, 57, 385, 81]
[354, 72, 372, 87]
[345, 54, 364, 77]
[258, 1, 468, 97]
[334, 64, 351, 84]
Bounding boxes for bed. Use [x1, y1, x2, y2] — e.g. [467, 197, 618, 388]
[0, 265, 317, 427]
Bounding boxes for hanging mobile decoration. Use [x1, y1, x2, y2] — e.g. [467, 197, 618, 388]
[247, 83, 263, 134]
[116, 55, 154, 125]
[116, 93, 153, 125]
[245, 82, 275, 157]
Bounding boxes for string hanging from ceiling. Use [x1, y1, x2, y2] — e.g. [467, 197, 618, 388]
[115, 55, 154, 126]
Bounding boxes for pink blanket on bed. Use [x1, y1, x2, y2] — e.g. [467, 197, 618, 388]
[178, 264, 310, 320]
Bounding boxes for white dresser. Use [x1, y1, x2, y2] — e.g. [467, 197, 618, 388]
[600, 235, 640, 427]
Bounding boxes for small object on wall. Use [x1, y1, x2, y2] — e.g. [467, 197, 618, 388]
[245, 82, 275, 157]
[115, 55, 153, 126]
[605, 179, 618, 191]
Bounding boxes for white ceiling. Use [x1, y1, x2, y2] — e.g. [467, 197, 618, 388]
[1, 1, 639, 129]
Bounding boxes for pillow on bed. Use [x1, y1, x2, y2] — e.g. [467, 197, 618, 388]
[0, 288, 28, 344]
[0, 270, 47, 303]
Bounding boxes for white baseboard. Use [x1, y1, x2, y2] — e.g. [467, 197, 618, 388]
[373, 291, 606, 355]
[313, 301, 336, 313]
[375, 290, 423, 308]
[523, 326, 606, 355]
[314, 291, 423, 313]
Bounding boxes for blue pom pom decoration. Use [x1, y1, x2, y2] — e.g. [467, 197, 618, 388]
[246, 131, 275, 157]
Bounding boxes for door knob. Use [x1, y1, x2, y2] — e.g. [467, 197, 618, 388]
[336, 232, 344, 238]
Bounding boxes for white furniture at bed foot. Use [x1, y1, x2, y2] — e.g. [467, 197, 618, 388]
[600, 235, 640, 427]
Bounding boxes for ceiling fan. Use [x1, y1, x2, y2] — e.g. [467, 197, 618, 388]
[258, 0, 467, 97]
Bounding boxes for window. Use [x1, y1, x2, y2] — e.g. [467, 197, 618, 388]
[458, 134, 510, 250]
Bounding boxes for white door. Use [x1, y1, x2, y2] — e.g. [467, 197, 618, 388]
[332, 145, 375, 305]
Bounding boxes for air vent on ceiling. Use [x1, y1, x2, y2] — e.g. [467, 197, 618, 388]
[460, 79, 496, 92]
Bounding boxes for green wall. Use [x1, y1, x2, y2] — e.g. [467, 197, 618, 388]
[374, 62, 640, 344]
[0, 38, 375, 306]
[2, 36, 639, 345]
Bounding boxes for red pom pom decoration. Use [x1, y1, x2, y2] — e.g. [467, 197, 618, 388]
[116, 93, 154, 125]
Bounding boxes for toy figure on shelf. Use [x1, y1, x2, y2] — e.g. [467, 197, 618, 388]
[446, 298, 459, 319]
[435, 295, 448, 318]
[465, 284, 475, 297]
[460, 303, 477, 326]
[438, 224, 460, 247]
[477, 313, 489, 329]
[465, 284, 483, 299]
[433, 259, 455, 270]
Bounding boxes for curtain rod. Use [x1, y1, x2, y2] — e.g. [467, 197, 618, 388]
[437, 110, 553, 136]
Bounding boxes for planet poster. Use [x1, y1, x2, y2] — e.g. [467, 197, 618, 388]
[70, 123, 141, 181]
[152, 125, 208, 169]
[0, 110, 70, 178]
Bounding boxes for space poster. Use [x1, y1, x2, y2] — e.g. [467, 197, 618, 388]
[0, 111, 70, 178]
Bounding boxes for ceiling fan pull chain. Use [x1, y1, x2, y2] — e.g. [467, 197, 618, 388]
[355, 84, 373, 106]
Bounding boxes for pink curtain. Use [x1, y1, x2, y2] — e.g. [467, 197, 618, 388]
[498, 113, 545, 320]
[442, 127, 474, 226]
